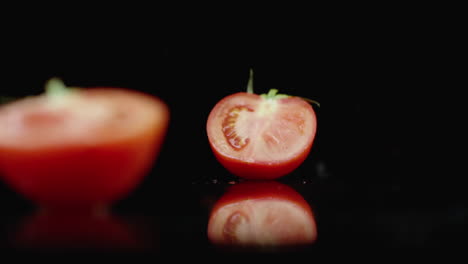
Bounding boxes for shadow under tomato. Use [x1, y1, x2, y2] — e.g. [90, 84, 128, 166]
[207, 181, 317, 251]
[11, 209, 156, 252]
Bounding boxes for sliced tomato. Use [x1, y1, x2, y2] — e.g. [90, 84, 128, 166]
[206, 90, 317, 179]
[207, 181, 317, 248]
[0, 79, 169, 209]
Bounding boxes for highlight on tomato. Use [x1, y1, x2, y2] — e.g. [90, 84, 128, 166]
[206, 69, 319, 179]
[0, 78, 169, 209]
[207, 181, 317, 248]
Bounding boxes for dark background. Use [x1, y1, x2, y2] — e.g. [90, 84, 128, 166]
[0, 5, 464, 256]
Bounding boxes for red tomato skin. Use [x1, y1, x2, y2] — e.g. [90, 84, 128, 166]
[0, 133, 158, 207]
[207, 92, 317, 180]
[209, 144, 313, 180]
[0, 88, 169, 208]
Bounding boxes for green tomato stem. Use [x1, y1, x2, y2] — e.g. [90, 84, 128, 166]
[247, 68, 254, 94]
[260, 88, 320, 107]
[260, 89, 289, 100]
[246, 69, 320, 108]
[45, 78, 70, 97]
[267, 89, 278, 97]
[300, 97, 321, 108]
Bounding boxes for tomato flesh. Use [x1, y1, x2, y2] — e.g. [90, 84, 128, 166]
[0, 88, 169, 208]
[207, 92, 317, 179]
[207, 181, 317, 247]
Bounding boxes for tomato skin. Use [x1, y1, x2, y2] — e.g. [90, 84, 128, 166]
[0, 131, 158, 207]
[0, 88, 169, 209]
[207, 92, 317, 180]
[207, 181, 317, 247]
[209, 145, 312, 180]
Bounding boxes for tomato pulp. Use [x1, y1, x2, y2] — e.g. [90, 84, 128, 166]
[207, 87, 317, 179]
[207, 181, 317, 247]
[0, 79, 169, 209]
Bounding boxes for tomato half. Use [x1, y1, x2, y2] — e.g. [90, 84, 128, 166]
[207, 181, 317, 247]
[0, 79, 169, 209]
[206, 89, 317, 179]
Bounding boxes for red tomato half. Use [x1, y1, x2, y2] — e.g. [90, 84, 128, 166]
[0, 80, 169, 209]
[207, 181, 317, 248]
[206, 91, 317, 179]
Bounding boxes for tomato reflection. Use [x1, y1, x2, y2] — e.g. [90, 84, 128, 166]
[207, 181, 317, 249]
[12, 209, 153, 251]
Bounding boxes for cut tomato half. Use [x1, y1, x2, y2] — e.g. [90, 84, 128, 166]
[207, 89, 317, 179]
[0, 79, 169, 208]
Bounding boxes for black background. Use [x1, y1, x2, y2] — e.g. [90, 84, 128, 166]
[0, 4, 464, 257]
